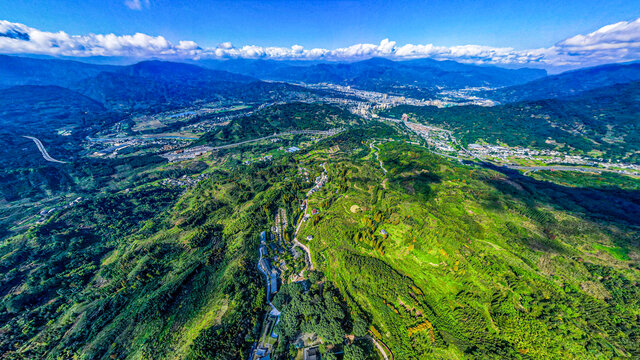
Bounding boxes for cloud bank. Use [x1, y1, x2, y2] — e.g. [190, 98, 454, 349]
[1, 18, 639, 69]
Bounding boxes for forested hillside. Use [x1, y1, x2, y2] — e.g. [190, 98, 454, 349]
[486, 62, 640, 103]
[0, 147, 308, 359]
[1, 114, 639, 359]
[199, 102, 362, 145]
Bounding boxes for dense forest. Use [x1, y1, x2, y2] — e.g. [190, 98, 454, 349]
[199, 102, 363, 145]
[0, 144, 312, 359]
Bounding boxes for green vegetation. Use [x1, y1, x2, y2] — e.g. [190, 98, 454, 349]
[272, 277, 353, 354]
[529, 170, 640, 190]
[1, 93, 639, 360]
[199, 102, 362, 146]
[593, 244, 631, 261]
[0, 138, 315, 359]
[381, 81, 640, 162]
[297, 140, 640, 359]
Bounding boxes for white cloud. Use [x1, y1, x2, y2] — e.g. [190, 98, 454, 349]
[1, 18, 640, 69]
[558, 18, 640, 51]
[124, 0, 150, 11]
[546, 18, 640, 67]
[177, 40, 199, 50]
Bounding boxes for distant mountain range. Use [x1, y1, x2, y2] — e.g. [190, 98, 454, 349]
[1, 55, 549, 102]
[199, 57, 548, 97]
[201, 57, 640, 105]
[0, 56, 325, 115]
[0, 55, 118, 88]
[485, 62, 640, 103]
[71, 61, 258, 111]
[2, 54, 640, 117]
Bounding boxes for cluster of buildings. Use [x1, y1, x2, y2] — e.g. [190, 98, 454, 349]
[304, 83, 433, 107]
[87, 136, 193, 158]
[297, 82, 496, 116]
[243, 154, 273, 165]
[404, 121, 458, 153]
[467, 144, 640, 174]
[437, 87, 496, 106]
[598, 161, 640, 174]
[254, 232, 282, 360]
[467, 143, 566, 161]
[402, 118, 640, 176]
[37, 197, 83, 223]
[160, 145, 212, 162]
[161, 173, 210, 188]
[306, 171, 327, 197]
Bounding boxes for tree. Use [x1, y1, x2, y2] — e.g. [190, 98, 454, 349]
[353, 316, 368, 338]
[344, 342, 367, 360]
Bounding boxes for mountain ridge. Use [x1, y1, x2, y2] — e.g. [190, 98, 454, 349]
[486, 61, 640, 103]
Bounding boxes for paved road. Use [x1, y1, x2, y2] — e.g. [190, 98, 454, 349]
[507, 165, 637, 176]
[291, 163, 329, 272]
[367, 334, 392, 360]
[291, 200, 314, 272]
[370, 141, 388, 175]
[23, 136, 67, 164]
[162, 128, 345, 162]
[293, 238, 314, 270]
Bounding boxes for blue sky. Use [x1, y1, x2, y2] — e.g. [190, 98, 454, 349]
[2, 0, 638, 49]
[1, 0, 640, 70]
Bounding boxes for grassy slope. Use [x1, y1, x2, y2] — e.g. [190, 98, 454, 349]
[296, 140, 640, 359]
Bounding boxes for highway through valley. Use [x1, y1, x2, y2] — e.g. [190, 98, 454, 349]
[22, 136, 67, 164]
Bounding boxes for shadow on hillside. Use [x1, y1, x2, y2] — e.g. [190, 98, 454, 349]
[484, 164, 640, 229]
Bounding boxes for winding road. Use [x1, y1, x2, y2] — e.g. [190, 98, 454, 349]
[367, 334, 393, 360]
[291, 163, 329, 273]
[370, 141, 388, 175]
[22, 136, 67, 164]
[293, 238, 314, 271]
